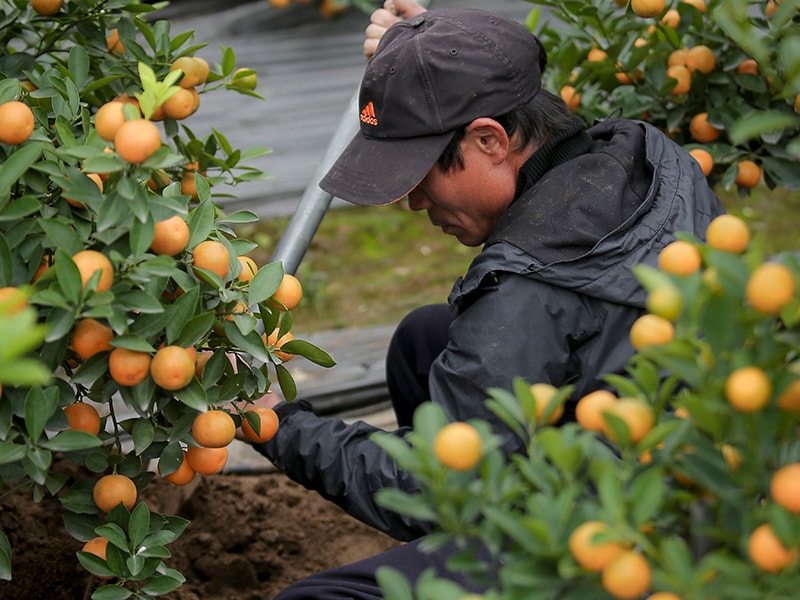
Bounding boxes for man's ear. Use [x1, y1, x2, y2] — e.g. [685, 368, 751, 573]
[464, 117, 510, 162]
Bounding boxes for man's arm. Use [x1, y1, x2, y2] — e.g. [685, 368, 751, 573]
[251, 273, 606, 541]
[252, 401, 432, 541]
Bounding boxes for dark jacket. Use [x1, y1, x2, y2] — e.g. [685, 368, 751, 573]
[253, 118, 725, 541]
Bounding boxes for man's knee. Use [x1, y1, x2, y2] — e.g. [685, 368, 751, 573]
[389, 303, 453, 364]
[272, 571, 383, 600]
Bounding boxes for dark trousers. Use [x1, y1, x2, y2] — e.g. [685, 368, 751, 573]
[275, 304, 461, 599]
[273, 537, 488, 600]
[385, 303, 454, 427]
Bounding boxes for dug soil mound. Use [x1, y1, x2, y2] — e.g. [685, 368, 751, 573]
[0, 465, 400, 599]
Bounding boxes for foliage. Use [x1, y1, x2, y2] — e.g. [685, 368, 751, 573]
[373, 220, 800, 599]
[0, 0, 333, 596]
[526, 0, 800, 194]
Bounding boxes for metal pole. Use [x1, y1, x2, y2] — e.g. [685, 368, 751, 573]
[268, 90, 358, 275]
[269, 0, 433, 275]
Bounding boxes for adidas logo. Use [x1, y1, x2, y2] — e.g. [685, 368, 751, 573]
[360, 101, 378, 126]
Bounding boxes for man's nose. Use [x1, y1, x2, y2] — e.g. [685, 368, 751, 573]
[407, 189, 430, 211]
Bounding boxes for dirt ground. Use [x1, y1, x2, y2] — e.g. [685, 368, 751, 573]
[0, 464, 401, 599]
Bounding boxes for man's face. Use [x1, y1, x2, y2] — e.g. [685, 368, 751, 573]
[406, 132, 518, 247]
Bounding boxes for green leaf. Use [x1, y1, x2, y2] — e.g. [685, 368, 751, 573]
[630, 467, 665, 526]
[595, 463, 625, 520]
[129, 215, 154, 258]
[131, 419, 155, 456]
[659, 536, 695, 584]
[0, 443, 27, 465]
[24, 446, 52, 483]
[275, 363, 297, 402]
[165, 287, 201, 343]
[41, 430, 103, 452]
[97, 192, 129, 232]
[62, 511, 102, 541]
[413, 403, 447, 445]
[0, 195, 41, 222]
[71, 353, 110, 386]
[187, 200, 215, 248]
[138, 62, 158, 90]
[220, 46, 236, 76]
[0, 143, 42, 198]
[728, 110, 800, 146]
[539, 428, 583, 475]
[220, 210, 259, 226]
[248, 261, 283, 306]
[128, 502, 150, 548]
[0, 234, 10, 286]
[0, 307, 50, 358]
[223, 320, 270, 363]
[39, 218, 84, 256]
[82, 153, 123, 175]
[43, 307, 75, 344]
[53, 248, 82, 305]
[111, 335, 156, 353]
[88, 582, 132, 599]
[484, 507, 546, 554]
[59, 484, 98, 515]
[191, 265, 224, 288]
[76, 552, 117, 583]
[114, 291, 164, 315]
[370, 431, 417, 467]
[96, 523, 128, 550]
[374, 488, 438, 522]
[201, 350, 226, 387]
[157, 442, 183, 477]
[140, 575, 184, 595]
[376, 566, 414, 600]
[173, 378, 207, 412]
[24, 386, 58, 441]
[280, 340, 336, 368]
[175, 311, 215, 348]
[68, 45, 90, 89]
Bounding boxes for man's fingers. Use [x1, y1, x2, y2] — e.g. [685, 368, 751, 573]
[363, 38, 379, 61]
[389, 0, 426, 18]
[365, 22, 389, 40]
[364, 0, 426, 61]
[370, 7, 402, 29]
[364, 10, 401, 60]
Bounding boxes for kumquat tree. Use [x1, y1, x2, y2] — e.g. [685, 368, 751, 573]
[527, 0, 800, 194]
[373, 222, 800, 599]
[0, 0, 333, 597]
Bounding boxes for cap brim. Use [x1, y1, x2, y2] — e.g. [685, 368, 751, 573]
[319, 129, 457, 206]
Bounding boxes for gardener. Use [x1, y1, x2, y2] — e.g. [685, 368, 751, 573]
[251, 2, 725, 597]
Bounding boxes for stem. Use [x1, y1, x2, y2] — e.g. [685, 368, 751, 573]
[107, 395, 123, 456]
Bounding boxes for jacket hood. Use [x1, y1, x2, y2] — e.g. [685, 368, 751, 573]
[455, 119, 724, 309]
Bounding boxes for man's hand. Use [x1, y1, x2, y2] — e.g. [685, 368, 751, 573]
[363, 0, 427, 61]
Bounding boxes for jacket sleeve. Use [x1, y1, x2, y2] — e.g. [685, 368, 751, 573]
[251, 400, 432, 541]
[252, 273, 609, 541]
[428, 272, 603, 451]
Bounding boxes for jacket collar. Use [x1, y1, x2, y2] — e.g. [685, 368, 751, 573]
[514, 115, 592, 198]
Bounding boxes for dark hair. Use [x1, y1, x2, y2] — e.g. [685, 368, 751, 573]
[437, 89, 574, 172]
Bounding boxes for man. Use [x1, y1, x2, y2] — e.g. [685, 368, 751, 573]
[252, 2, 724, 597]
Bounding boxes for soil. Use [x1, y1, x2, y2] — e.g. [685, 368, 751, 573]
[0, 461, 401, 599]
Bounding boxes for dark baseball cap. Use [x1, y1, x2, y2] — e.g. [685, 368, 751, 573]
[319, 7, 544, 206]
